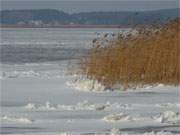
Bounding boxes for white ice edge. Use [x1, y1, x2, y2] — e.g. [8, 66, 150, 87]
[66, 75, 180, 92]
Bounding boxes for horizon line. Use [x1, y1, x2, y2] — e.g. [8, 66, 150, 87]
[1, 7, 179, 13]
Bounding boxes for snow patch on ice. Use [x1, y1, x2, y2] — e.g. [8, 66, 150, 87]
[0, 115, 33, 124]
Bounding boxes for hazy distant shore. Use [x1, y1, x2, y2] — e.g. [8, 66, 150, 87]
[0, 24, 130, 28]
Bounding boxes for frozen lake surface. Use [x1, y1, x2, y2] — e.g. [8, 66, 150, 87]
[0, 28, 180, 135]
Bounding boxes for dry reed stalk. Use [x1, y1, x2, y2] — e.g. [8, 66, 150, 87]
[79, 18, 180, 89]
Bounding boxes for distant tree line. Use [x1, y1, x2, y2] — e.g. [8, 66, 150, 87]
[0, 9, 179, 26]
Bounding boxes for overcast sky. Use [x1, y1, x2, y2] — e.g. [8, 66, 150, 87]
[1, 0, 179, 13]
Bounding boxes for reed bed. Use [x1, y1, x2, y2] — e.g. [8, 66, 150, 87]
[80, 18, 180, 89]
